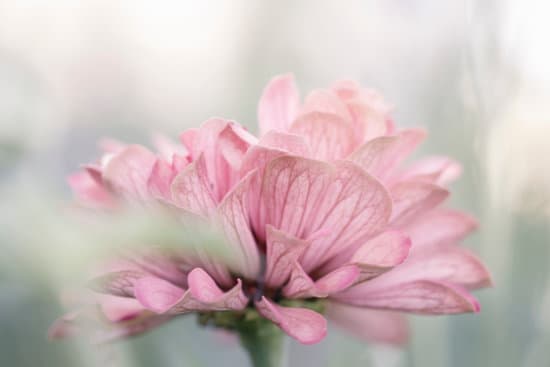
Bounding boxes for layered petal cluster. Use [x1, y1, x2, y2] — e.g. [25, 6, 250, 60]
[51, 74, 490, 345]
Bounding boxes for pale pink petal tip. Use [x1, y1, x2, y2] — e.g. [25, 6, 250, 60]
[255, 297, 327, 345]
[187, 268, 248, 310]
[133, 277, 185, 314]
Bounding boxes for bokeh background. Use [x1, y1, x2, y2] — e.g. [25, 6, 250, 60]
[1, 1, 550, 366]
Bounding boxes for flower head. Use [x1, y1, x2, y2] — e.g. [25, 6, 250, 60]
[51, 74, 491, 346]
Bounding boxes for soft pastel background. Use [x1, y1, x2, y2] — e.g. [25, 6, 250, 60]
[1, 1, 549, 366]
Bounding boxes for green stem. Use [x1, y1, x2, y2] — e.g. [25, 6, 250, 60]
[237, 319, 287, 367]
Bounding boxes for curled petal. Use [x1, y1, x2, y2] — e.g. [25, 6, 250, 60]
[350, 230, 411, 281]
[98, 295, 145, 322]
[134, 274, 246, 315]
[255, 297, 327, 344]
[258, 73, 300, 135]
[134, 277, 189, 314]
[290, 112, 355, 161]
[187, 268, 248, 310]
[283, 262, 359, 298]
[327, 302, 409, 345]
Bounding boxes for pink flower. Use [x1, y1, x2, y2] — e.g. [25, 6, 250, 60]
[51, 74, 491, 346]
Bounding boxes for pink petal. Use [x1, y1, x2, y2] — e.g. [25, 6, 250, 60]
[350, 230, 411, 281]
[133, 277, 189, 314]
[171, 155, 216, 217]
[102, 145, 157, 200]
[67, 171, 115, 208]
[260, 157, 391, 272]
[394, 245, 492, 289]
[98, 295, 145, 322]
[88, 270, 144, 298]
[48, 311, 82, 340]
[331, 79, 361, 101]
[396, 156, 462, 186]
[327, 302, 409, 345]
[255, 297, 327, 344]
[257, 130, 311, 157]
[147, 158, 176, 201]
[264, 225, 309, 288]
[403, 208, 478, 248]
[390, 181, 449, 226]
[283, 262, 359, 298]
[178, 118, 245, 201]
[217, 172, 261, 279]
[299, 89, 352, 121]
[349, 128, 427, 181]
[187, 268, 248, 310]
[152, 133, 188, 163]
[258, 73, 300, 136]
[218, 122, 258, 169]
[92, 314, 171, 344]
[346, 99, 389, 142]
[334, 279, 480, 314]
[179, 128, 199, 158]
[98, 138, 126, 154]
[289, 112, 355, 161]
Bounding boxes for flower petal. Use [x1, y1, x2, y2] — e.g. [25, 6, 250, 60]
[147, 158, 176, 201]
[326, 302, 409, 345]
[88, 270, 144, 298]
[264, 225, 309, 288]
[403, 208, 478, 248]
[393, 245, 492, 289]
[283, 262, 359, 298]
[218, 122, 258, 169]
[397, 156, 462, 186]
[255, 297, 327, 344]
[289, 112, 355, 161]
[334, 279, 480, 314]
[98, 295, 145, 322]
[258, 73, 300, 136]
[102, 145, 157, 200]
[257, 130, 310, 157]
[299, 89, 352, 121]
[260, 157, 392, 272]
[350, 230, 411, 281]
[133, 276, 190, 314]
[390, 181, 449, 226]
[187, 268, 248, 310]
[217, 172, 261, 279]
[68, 171, 115, 209]
[171, 155, 216, 217]
[349, 129, 427, 181]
